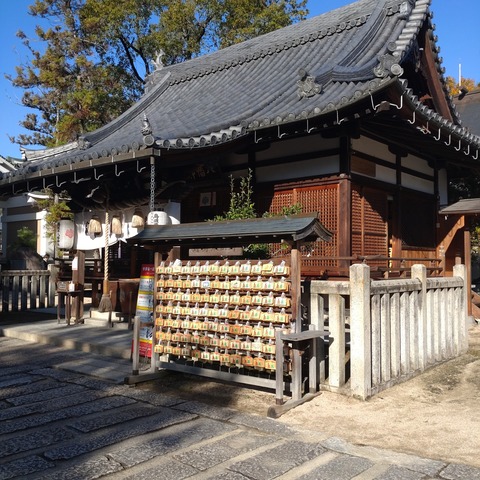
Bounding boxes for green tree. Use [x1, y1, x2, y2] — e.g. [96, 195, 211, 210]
[7, 0, 308, 149]
[33, 188, 74, 258]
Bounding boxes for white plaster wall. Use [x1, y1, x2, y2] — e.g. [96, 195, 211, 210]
[438, 168, 448, 206]
[401, 172, 434, 194]
[352, 136, 396, 163]
[256, 156, 339, 183]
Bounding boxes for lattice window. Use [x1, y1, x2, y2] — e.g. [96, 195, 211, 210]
[268, 191, 294, 214]
[352, 186, 388, 265]
[297, 186, 338, 262]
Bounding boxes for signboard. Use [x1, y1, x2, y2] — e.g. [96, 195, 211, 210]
[189, 247, 243, 257]
[135, 264, 155, 357]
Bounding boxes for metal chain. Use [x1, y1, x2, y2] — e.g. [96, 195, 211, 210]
[150, 159, 155, 212]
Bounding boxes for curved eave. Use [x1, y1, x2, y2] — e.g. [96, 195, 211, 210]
[128, 215, 332, 248]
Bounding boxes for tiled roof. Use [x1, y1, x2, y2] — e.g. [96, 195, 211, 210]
[2, 0, 479, 184]
[453, 89, 480, 137]
[128, 214, 332, 247]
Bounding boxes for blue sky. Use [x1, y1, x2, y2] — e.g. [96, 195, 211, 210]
[0, 0, 479, 159]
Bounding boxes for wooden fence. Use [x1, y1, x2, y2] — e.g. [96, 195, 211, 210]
[308, 263, 469, 399]
[1, 269, 56, 312]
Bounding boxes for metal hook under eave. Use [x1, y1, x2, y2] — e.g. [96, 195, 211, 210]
[306, 118, 315, 134]
[473, 149, 479, 160]
[455, 139, 462, 151]
[408, 110, 416, 124]
[115, 164, 125, 176]
[434, 127, 441, 141]
[136, 160, 146, 173]
[336, 110, 347, 125]
[254, 131, 262, 144]
[56, 176, 66, 188]
[464, 144, 470, 156]
[444, 134, 451, 146]
[278, 125, 287, 139]
[94, 168, 104, 181]
[420, 121, 430, 134]
[390, 93, 404, 110]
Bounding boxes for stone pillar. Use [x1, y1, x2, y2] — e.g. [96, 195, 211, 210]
[349, 263, 371, 400]
[411, 264, 427, 370]
[453, 263, 469, 353]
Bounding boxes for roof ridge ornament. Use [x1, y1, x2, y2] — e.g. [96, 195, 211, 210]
[297, 68, 323, 99]
[77, 136, 91, 150]
[152, 50, 165, 71]
[373, 43, 404, 78]
[142, 113, 153, 136]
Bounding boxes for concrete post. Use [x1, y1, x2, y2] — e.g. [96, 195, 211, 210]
[349, 263, 371, 400]
[453, 264, 469, 353]
[411, 264, 427, 370]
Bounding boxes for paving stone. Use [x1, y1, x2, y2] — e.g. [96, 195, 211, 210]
[69, 404, 162, 432]
[0, 403, 39, 421]
[6, 383, 89, 406]
[0, 395, 137, 434]
[122, 459, 198, 480]
[108, 417, 235, 467]
[0, 377, 63, 401]
[36, 456, 124, 480]
[112, 385, 186, 407]
[44, 409, 197, 460]
[440, 463, 480, 479]
[33, 389, 111, 413]
[296, 454, 373, 480]
[0, 426, 75, 458]
[228, 440, 327, 480]
[0, 400, 9, 410]
[174, 431, 275, 471]
[202, 472, 250, 480]
[173, 400, 238, 420]
[0, 374, 37, 389]
[0, 364, 35, 377]
[31, 367, 83, 381]
[371, 465, 426, 480]
[228, 412, 297, 436]
[0, 454, 54, 480]
[322, 437, 445, 477]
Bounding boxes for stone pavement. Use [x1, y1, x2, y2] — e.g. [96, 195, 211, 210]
[1, 314, 480, 479]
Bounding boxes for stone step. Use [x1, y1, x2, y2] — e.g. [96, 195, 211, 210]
[86, 309, 132, 329]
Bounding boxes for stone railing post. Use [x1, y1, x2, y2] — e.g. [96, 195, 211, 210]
[349, 263, 371, 400]
[453, 264, 469, 353]
[411, 264, 427, 370]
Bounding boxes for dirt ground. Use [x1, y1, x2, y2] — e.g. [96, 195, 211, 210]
[141, 322, 480, 467]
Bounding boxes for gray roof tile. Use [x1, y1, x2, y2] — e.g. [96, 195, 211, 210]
[3, 0, 479, 183]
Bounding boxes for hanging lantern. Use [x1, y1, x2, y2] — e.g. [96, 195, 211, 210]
[57, 219, 75, 250]
[132, 209, 145, 228]
[88, 214, 102, 235]
[111, 215, 122, 235]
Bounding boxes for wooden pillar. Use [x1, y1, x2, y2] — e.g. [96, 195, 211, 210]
[290, 243, 302, 401]
[338, 178, 352, 274]
[464, 228, 472, 316]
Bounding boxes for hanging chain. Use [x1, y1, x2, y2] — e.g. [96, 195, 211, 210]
[150, 158, 155, 212]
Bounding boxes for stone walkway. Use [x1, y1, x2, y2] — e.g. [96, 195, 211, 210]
[1, 315, 480, 479]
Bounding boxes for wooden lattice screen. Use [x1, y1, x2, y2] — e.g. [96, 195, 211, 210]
[267, 184, 339, 273]
[352, 186, 388, 266]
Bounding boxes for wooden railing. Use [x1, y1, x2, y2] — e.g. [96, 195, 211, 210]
[271, 253, 443, 279]
[1, 269, 56, 312]
[308, 263, 468, 399]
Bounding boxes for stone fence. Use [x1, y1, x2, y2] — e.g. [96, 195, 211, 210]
[308, 263, 468, 399]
